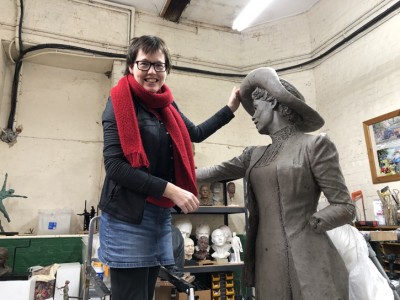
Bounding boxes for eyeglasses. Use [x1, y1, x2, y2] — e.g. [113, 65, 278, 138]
[135, 60, 166, 72]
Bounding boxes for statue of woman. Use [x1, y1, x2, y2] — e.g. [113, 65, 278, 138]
[196, 67, 355, 299]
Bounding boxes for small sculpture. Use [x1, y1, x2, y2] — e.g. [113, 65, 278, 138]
[227, 182, 237, 206]
[174, 218, 193, 239]
[210, 228, 231, 259]
[0, 247, 12, 277]
[0, 173, 27, 228]
[195, 223, 210, 241]
[57, 280, 70, 300]
[193, 236, 211, 261]
[184, 237, 195, 260]
[218, 224, 233, 243]
[230, 232, 243, 263]
[77, 200, 90, 231]
[198, 185, 212, 206]
[210, 182, 224, 206]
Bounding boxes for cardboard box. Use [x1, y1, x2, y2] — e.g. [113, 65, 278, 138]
[370, 231, 398, 241]
[177, 289, 211, 300]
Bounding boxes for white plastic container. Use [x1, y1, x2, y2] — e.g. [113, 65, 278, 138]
[38, 209, 73, 235]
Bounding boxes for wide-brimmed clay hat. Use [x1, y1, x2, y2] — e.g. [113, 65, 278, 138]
[239, 67, 324, 132]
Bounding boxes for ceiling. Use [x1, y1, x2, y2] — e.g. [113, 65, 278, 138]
[106, 0, 320, 29]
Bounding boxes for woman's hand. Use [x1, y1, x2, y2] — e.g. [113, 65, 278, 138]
[164, 182, 199, 214]
[227, 86, 240, 113]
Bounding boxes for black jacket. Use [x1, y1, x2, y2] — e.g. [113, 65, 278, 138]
[99, 96, 234, 224]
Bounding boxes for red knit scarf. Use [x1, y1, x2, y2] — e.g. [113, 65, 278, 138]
[110, 74, 197, 207]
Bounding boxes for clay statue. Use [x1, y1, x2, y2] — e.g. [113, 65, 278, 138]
[0, 173, 27, 227]
[196, 67, 355, 299]
[0, 247, 12, 276]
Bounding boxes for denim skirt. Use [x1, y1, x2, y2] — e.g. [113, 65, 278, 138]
[98, 202, 175, 268]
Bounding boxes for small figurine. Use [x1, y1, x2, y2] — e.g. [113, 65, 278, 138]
[230, 232, 243, 263]
[77, 200, 90, 231]
[0, 247, 12, 277]
[0, 173, 27, 228]
[90, 206, 96, 219]
[57, 280, 70, 300]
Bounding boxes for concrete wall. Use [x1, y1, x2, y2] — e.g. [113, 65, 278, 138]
[0, 0, 399, 234]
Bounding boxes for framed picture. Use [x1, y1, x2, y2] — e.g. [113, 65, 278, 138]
[363, 109, 400, 184]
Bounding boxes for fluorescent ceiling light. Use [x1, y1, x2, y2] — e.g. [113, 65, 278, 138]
[232, 0, 273, 31]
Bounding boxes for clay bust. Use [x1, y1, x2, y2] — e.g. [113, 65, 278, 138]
[193, 236, 210, 261]
[227, 182, 236, 205]
[184, 237, 195, 260]
[196, 67, 355, 299]
[210, 182, 223, 206]
[210, 228, 231, 259]
[198, 185, 212, 206]
[0, 247, 12, 277]
[174, 219, 193, 239]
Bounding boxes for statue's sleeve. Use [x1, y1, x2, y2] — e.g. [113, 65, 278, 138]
[195, 147, 254, 183]
[308, 134, 355, 233]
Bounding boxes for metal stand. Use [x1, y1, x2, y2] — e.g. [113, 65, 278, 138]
[82, 216, 111, 300]
[82, 216, 196, 300]
[364, 235, 400, 300]
[158, 266, 196, 300]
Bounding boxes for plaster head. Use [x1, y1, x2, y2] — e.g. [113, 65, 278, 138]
[195, 223, 211, 240]
[174, 219, 193, 239]
[218, 225, 233, 242]
[211, 228, 227, 247]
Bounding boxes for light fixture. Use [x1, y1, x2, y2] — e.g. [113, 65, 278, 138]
[232, 0, 273, 31]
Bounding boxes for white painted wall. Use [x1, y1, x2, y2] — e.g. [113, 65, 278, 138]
[0, 0, 399, 234]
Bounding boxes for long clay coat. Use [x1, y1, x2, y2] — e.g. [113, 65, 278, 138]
[196, 132, 355, 299]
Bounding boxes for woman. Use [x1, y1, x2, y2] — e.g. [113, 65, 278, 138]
[98, 35, 240, 300]
[196, 67, 355, 299]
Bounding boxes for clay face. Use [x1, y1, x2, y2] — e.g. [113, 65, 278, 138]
[252, 99, 274, 135]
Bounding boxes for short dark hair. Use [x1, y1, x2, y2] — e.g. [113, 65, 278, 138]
[124, 35, 172, 75]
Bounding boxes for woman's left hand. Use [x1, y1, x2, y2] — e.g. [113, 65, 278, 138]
[227, 86, 240, 113]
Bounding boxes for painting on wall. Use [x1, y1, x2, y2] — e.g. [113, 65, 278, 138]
[363, 109, 400, 184]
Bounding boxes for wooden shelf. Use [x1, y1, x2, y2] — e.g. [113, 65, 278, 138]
[183, 262, 244, 274]
[355, 225, 400, 231]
